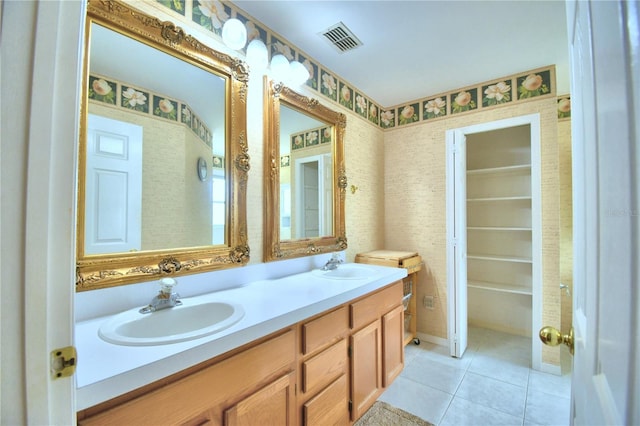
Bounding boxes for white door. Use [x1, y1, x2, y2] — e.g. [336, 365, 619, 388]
[566, 0, 639, 424]
[446, 130, 468, 358]
[85, 114, 142, 254]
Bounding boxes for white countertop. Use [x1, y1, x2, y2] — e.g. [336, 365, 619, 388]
[75, 263, 407, 410]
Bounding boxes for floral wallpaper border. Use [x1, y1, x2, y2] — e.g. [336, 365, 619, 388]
[155, 1, 570, 130]
[390, 66, 558, 129]
[290, 124, 332, 152]
[557, 95, 571, 120]
[88, 73, 213, 147]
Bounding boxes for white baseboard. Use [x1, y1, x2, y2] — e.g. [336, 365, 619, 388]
[539, 361, 562, 376]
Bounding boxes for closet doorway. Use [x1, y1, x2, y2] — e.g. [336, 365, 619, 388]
[446, 114, 542, 371]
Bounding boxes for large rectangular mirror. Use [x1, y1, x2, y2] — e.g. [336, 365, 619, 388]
[76, 0, 250, 290]
[264, 79, 347, 261]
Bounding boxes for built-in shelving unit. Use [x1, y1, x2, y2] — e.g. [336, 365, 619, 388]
[466, 125, 533, 297]
[447, 114, 541, 358]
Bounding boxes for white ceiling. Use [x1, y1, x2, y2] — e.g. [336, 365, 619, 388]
[232, 0, 570, 107]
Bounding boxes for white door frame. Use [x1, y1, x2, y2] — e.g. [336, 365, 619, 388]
[23, 1, 85, 424]
[446, 114, 542, 371]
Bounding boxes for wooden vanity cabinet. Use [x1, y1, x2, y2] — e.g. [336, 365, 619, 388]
[78, 280, 405, 426]
[349, 281, 404, 420]
[297, 281, 404, 425]
[77, 329, 296, 426]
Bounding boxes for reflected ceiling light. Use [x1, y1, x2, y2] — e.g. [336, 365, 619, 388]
[221, 18, 247, 50]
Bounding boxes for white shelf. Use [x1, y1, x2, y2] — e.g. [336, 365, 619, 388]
[467, 196, 531, 202]
[467, 226, 532, 231]
[466, 164, 531, 175]
[467, 254, 532, 264]
[467, 280, 532, 295]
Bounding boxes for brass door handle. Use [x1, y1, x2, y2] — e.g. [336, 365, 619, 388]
[539, 326, 574, 355]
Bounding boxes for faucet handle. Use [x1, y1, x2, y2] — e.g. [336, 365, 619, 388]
[159, 277, 177, 294]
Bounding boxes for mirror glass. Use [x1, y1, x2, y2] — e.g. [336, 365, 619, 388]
[279, 104, 333, 240]
[264, 79, 347, 261]
[85, 23, 226, 254]
[77, 1, 249, 290]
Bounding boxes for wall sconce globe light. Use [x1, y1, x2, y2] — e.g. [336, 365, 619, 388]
[221, 18, 247, 51]
[246, 39, 269, 71]
[270, 53, 290, 79]
[289, 60, 311, 86]
[222, 19, 309, 86]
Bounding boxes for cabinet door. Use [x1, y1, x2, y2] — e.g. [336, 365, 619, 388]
[382, 304, 404, 387]
[350, 319, 381, 420]
[225, 372, 296, 426]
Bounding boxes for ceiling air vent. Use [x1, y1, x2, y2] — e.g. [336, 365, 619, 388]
[320, 22, 363, 53]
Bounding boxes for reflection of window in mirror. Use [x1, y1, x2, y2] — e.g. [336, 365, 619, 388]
[212, 173, 225, 245]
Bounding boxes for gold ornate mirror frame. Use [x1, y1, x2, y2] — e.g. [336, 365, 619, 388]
[76, 0, 250, 291]
[263, 78, 347, 261]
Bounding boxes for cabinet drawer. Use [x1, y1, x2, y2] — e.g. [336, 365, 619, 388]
[302, 339, 347, 394]
[350, 281, 402, 330]
[302, 306, 348, 355]
[303, 374, 349, 426]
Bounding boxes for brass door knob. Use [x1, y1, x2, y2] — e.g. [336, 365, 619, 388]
[539, 326, 574, 355]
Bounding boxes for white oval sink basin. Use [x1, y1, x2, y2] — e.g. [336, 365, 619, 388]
[98, 300, 244, 346]
[312, 264, 376, 280]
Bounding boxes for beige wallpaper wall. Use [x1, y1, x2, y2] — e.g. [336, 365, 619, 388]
[383, 98, 562, 366]
[343, 110, 386, 260]
[558, 119, 573, 333]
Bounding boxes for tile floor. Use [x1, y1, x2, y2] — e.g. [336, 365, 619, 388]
[378, 327, 572, 426]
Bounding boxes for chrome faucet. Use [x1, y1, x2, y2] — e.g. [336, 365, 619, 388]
[139, 278, 182, 314]
[321, 253, 343, 271]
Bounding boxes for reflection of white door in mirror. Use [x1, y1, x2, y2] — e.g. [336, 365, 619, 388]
[300, 160, 319, 238]
[280, 183, 291, 240]
[86, 114, 142, 254]
[294, 154, 332, 238]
